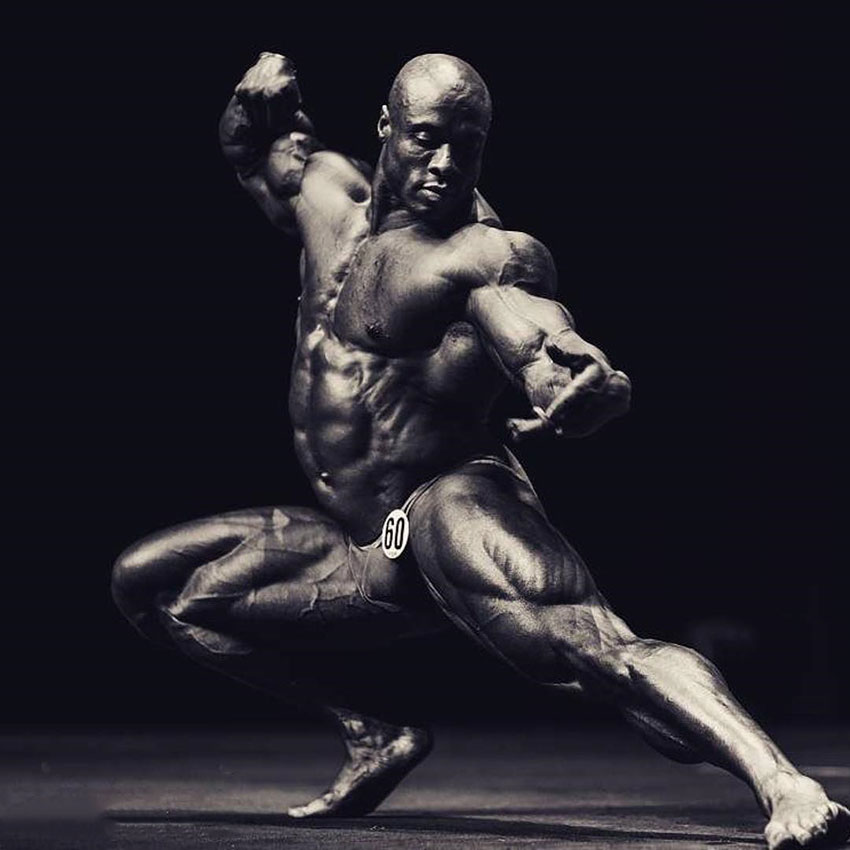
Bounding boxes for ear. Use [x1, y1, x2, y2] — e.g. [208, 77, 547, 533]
[377, 105, 391, 142]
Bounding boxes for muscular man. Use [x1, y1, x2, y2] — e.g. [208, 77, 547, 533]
[111, 52, 849, 848]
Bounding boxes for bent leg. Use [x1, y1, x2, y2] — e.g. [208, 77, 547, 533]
[409, 463, 849, 849]
[112, 505, 442, 816]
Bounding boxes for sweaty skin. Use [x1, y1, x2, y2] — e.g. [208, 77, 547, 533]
[111, 53, 849, 846]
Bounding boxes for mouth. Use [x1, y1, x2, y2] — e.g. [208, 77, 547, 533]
[418, 183, 450, 202]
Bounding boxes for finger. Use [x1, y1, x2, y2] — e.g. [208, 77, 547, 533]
[264, 84, 301, 133]
[236, 53, 296, 113]
[235, 59, 263, 100]
[506, 416, 551, 442]
[543, 367, 629, 438]
[265, 91, 285, 135]
[608, 370, 631, 401]
[234, 76, 264, 128]
[542, 362, 608, 421]
[567, 383, 625, 429]
[545, 331, 608, 370]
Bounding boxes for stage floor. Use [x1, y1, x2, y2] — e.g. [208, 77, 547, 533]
[2, 725, 848, 848]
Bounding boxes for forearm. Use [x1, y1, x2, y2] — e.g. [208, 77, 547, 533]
[468, 284, 589, 411]
[467, 283, 629, 437]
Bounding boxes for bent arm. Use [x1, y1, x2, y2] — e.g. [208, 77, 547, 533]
[465, 235, 631, 438]
[219, 52, 323, 235]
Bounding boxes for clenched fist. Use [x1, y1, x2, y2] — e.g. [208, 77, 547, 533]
[233, 52, 307, 136]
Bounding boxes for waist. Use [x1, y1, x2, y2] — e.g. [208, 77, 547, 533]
[302, 438, 510, 544]
[351, 448, 531, 552]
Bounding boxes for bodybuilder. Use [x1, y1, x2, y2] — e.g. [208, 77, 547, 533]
[111, 52, 849, 848]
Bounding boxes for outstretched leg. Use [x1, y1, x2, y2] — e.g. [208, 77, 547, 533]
[409, 462, 850, 849]
[112, 505, 443, 817]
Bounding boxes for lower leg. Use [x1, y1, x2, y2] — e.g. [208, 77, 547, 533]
[595, 637, 849, 848]
[113, 507, 437, 818]
[611, 640, 793, 793]
[158, 604, 433, 818]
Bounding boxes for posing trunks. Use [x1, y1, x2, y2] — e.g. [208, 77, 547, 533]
[346, 449, 541, 614]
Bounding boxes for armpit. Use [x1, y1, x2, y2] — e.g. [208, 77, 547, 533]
[302, 151, 372, 203]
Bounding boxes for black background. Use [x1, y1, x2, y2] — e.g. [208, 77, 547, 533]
[8, 4, 847, 725]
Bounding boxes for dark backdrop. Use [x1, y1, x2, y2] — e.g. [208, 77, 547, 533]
[8, 4, 846, 724]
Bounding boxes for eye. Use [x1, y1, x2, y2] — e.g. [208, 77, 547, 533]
[412, 130, 436, 146]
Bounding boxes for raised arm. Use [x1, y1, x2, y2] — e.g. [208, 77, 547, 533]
[465, 232, 631, 439]
[219, 52, 323, 236]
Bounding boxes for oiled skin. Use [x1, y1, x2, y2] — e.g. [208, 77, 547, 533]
[219, 53, 627, 543]
[291, 166, 563, 541]
[110, 53, 849, 845]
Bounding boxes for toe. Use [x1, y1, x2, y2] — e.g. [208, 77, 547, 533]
[798, 809, 825, 837]
[788, 815, 816, 847]
[803, 804, 830, 838]
[828, 802, 850, 842]
[287, 793, 335, 819]
[765, 823, 796, 849]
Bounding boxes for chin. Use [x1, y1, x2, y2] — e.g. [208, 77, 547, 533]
[413, 195, 467, 224]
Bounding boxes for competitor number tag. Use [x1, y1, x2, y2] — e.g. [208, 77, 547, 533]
[381, 509, 409, 559]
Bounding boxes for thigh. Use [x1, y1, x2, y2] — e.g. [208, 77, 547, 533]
[159, 506, 444, 651]
[408, 461, 611, 681]
[114, 507, 282, 602]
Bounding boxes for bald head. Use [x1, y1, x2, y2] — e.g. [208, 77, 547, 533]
[377, 54, 491, 227]
[388, 54, 492, 128]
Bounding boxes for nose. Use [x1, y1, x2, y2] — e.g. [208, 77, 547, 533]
[429, 143, 455, 179]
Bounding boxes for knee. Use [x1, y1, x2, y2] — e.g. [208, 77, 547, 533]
[111, 544, 140, 614]
[110, 538, 165, 623]
[535, 603, 640, 684]
[616, 638, 725, 686]
[112, 539, 202, 650]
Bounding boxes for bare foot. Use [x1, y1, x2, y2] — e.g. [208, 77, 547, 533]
[287, 713, 432, 818]
[763, 770, 850, 848]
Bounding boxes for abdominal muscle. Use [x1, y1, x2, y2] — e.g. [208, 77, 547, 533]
[289, 313, 504, 544]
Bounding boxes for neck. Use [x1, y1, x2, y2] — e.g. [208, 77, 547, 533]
[370, 150, 475, 236]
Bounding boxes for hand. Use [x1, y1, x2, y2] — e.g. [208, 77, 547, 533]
[234, 52, 303, 134]
[507, 332, 631, 441]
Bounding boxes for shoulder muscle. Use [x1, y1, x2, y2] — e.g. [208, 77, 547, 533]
[445, 226, 557, 298]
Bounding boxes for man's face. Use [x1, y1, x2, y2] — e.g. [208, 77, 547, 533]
[380, 81, 489, 223]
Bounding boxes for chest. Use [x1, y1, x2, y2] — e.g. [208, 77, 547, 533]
[331, 231, 469, 354]
[298, 220, 504, 411]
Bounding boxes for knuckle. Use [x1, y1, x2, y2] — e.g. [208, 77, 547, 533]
[112, 542, 145, 583]
[234, 82, 257, 100]
[607, 373, 631, 408]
